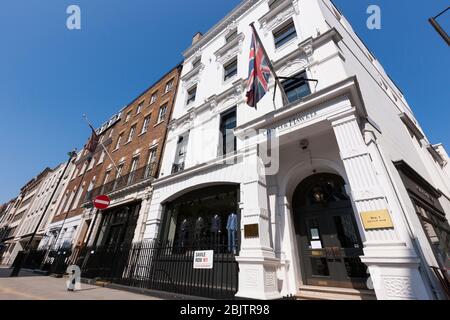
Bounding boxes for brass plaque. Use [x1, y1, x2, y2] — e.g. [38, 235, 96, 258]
[311, 250, 323, 257]
[244, 224, 259, 238]
[361, 210, 394, 230]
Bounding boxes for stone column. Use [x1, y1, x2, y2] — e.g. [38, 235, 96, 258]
[143, 188, 163, 240]
[329, 109, 431, 300]
[235, 144, 282, 300]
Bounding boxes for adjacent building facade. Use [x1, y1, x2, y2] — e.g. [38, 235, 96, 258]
[0, 168, 52, 264]
[141, 0, 450, 300]
[43, 64, 182, 260]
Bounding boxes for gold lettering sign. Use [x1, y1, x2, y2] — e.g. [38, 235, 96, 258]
[244, 224, 259, 238]
[361, 210, 394, 230]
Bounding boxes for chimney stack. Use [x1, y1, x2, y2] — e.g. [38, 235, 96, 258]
[192, 32, 203, 45]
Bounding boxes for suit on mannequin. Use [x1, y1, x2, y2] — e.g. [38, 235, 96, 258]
[195, 216, 206, 247]
[226, 213, 238, 253]
[178, 218, 190, 248]
[210, 214, 222, 244]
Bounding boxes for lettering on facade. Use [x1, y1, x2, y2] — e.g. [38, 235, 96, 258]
[264, 111, 318, 137]
[360, 209, 394, 230]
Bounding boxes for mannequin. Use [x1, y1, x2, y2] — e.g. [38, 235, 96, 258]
[195, 216, 205, 247]
[226, 212, 238, 254]
[178, 218, 190, 248]
[210, 214, 222, 245]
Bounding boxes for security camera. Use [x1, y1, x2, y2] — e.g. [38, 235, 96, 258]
[300, 139, 309, 150]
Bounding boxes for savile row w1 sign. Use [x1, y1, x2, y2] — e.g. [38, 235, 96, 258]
[193, 250, 214, 269]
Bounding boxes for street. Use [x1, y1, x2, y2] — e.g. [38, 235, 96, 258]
[0, 267, 160, 300]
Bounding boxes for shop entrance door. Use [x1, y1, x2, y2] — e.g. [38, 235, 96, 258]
[293, 173, 369, 289]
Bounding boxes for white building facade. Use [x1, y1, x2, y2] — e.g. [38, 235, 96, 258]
[142, 0, 449, 300]
[37, 161, 77, 250]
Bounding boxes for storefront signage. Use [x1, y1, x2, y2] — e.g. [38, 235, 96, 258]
[264, 110, 318, 136]
[244, 224, 259, 238]
[193, 250, 214, 269]
[361, 210, 394, 230]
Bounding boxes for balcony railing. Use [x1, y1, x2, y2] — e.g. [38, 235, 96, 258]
[84, 163, 157, 203]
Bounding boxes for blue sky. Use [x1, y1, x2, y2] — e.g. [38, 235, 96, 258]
[0, 0, 449, 203]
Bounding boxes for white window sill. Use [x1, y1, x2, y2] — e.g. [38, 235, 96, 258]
[154, 120, 165, 127]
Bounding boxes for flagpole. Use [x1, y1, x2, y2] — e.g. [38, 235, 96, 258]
[249, 23, 289, 106]
[82, 114, 121, 178]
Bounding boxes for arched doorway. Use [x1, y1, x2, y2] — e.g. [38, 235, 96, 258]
[292, 173, 368, 289]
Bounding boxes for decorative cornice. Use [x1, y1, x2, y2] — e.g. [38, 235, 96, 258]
[214, 33, 245, 64]
[234, 76, 367, 136]
[181, 63, 205, 83]
[183, 0, 261, 58]
[259, 0, 299, 36]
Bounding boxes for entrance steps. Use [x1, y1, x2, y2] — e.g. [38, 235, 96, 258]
[296, 285, 377, 300]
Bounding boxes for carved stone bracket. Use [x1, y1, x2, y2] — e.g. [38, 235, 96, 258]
[259, 0, 299, 36]
[214, 33, 245, 65]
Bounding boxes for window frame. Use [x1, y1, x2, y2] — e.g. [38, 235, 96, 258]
[273, 19, 297, 49]
[281, 70, 311, 103]
[186, 85, 197, 106]
[141, 115, 151, 134]
[223, 57, 238, 82]
[127, 125, 137, 142]
[165, 79, 174, 93]
[157, 104, 168, 123]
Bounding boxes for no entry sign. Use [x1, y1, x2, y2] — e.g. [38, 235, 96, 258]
[93, 195, 110, 210]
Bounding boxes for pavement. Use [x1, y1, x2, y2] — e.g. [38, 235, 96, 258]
[0, 266, 160, 300]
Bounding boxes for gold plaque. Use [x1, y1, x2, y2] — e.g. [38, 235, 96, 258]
[244, 224, 259, 238]
[311, 250, 323, 257]
[361, 210, 394, 230]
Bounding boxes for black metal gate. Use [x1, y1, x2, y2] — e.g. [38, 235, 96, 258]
[78, 240, 239, 299]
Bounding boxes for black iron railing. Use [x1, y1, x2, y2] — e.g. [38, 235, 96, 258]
[11, 249, 47, 270]
[77, 239, 239, 299]
[85, 163, 157, 202]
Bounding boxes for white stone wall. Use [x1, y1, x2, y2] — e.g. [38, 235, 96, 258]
[147, 0, 449, 300]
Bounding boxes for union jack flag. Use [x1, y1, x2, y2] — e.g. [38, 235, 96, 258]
[246, 27, 272, 108]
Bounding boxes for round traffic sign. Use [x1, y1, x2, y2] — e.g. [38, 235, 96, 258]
[93, 195, 110, 210]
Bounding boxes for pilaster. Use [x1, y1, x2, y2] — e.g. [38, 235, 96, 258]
[329, 109, 431, 300]
[235, 145, 282, 300]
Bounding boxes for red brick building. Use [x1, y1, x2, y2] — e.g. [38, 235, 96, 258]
[46, 64, 182, 252]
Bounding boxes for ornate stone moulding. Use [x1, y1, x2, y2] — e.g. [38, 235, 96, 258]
[183, 0, 260, 59]
[214, 33, 245, 65]
[259, 0, 299, 36]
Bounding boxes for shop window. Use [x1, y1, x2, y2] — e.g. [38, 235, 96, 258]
[413, 200, 450, 268]
[159, 185, 240, 254]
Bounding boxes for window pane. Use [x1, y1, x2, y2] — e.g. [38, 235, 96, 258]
[282, 71, 311, 103]
[220, 108, 237, 155]
[273, 21, 297, 48]
[224, 59, 238, 81]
